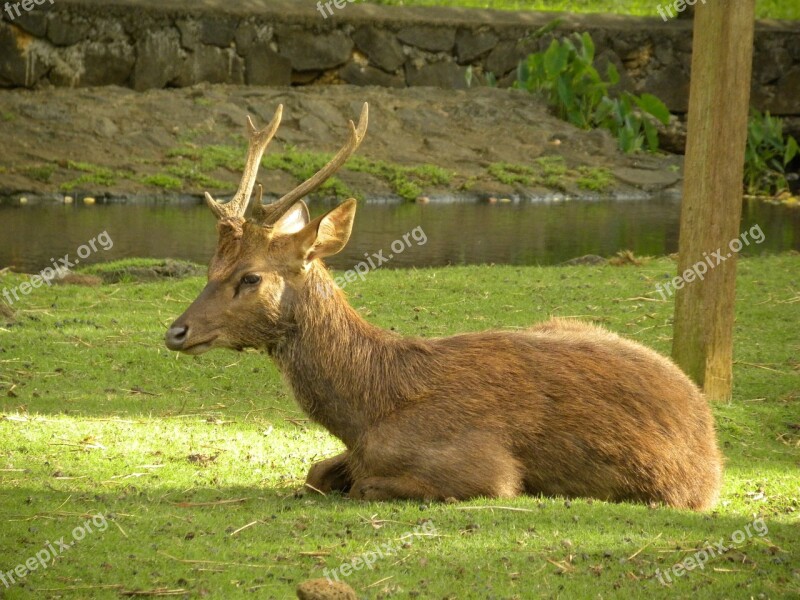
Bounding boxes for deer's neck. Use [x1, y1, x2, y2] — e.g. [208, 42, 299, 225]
[271, 265, 429, 448]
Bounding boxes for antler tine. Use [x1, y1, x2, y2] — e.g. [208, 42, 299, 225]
[254, 102, 369, 226]
[205, 104, 284, 221]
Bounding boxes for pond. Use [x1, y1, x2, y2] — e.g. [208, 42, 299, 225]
[1, 196, 797, 273]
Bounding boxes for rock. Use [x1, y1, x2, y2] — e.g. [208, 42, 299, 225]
[640, 64, 690, 113]
[133, 29, 183, 90]
[46, 14, 90, 46]
[176, 19, 201, 50]
[398, 25, 455, 53]
[235, 21, 272, 55]
[296, 578, 357, 600]
[200, 17, 237, 47]
[245, 44, 292, 86]
[455, 28, 499, 64]
[486, 40, 525, 77]
[352, 26, 405, 73]
[177, 46, 244, 86]
[769, 65, 800, 114]
[406, 61, 468, 89]
[92, 116, 119, 138]
[612, 167, 681, 190]
[8, 8, 49, 37]
[278, 29, 353, 71]
[658, 116, 687, 154]
[340, 63, 404, 88]
[81, 41, 134, 87]
[0, 23, 48, 87]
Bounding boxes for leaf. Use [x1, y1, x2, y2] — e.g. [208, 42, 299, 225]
[528, 18, 564, 40]
[643, 119, 660, 152]
[785, 136, 799, 165]
[634, 93, 671, 125]
[606, 62, 620, 86]
[580, 32, 595, 64]
[544, 40, 569, 79]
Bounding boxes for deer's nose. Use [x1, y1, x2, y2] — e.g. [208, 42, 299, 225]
[165, 325, 189, 350]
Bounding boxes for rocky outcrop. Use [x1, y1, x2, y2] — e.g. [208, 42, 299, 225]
[1, 0, 799, 115]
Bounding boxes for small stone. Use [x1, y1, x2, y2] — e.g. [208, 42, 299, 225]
[63, 196, 74, 204]
[83, 197, 96, 205]
[296, 578, 357, 600]
[18, 196, 28, 205]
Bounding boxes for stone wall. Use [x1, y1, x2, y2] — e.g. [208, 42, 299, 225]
[1, 0, 799, 114]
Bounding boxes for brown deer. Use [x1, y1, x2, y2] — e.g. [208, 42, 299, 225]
[165, 103, 723, 510]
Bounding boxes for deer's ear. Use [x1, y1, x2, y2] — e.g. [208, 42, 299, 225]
[272, 201, 309, 235]
[293, 198, 357, 263]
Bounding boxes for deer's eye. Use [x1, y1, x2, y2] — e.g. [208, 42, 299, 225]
[240, 274, 261, 286]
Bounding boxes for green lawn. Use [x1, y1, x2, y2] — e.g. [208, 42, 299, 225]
[372, 0, 800, 20]
[0, 255, 798, 598]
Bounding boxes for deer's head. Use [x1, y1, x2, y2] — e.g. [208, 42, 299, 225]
[165, 103, 368, 355]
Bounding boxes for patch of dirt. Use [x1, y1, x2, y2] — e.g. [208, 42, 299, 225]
[87, 259, 203, 283]
[0, 84, 683, 200]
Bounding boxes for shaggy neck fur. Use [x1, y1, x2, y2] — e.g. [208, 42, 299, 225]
[271, 263, 433, 448]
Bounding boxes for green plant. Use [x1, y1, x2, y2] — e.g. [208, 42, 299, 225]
[141, 173, 183, 191]
[576, 166, 615, 192]
[22, 164, 55, 183]
[515, 32, 670, 153]
[263, 146, 353, 199]
[488, 163, 535, 185]
[60, 161, 122, 192]
[744, 109, 799, 196]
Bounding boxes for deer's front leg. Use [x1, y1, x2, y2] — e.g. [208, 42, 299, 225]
[305, 451, 352, 494]
[350, 475, 439, 501]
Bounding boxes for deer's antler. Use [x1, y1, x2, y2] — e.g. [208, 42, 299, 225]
[205, 104, 284, 221]
[252, 102, 369, 226]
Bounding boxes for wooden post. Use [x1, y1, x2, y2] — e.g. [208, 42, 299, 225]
[672, 0, 756, 401]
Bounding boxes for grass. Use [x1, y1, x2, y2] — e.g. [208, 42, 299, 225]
[60, 162, 125, 193]
[370, 0, 799, 20]
[21, 165, 55, 184]
[166, 144, 453, 201]
[0, 255, 798, 598]
[487, 157, 615, 193]
[576, 166, 615, 192]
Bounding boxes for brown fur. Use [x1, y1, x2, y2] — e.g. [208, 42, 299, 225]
[166, 201, 723, 510]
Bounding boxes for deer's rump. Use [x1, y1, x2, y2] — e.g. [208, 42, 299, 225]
[361, 319, 723, 509]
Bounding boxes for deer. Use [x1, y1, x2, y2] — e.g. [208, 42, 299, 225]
[165, 103, 723, 510]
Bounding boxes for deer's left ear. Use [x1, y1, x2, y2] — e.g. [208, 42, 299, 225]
[272, 201, 309, 235]
[293, 198, 357, 263]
